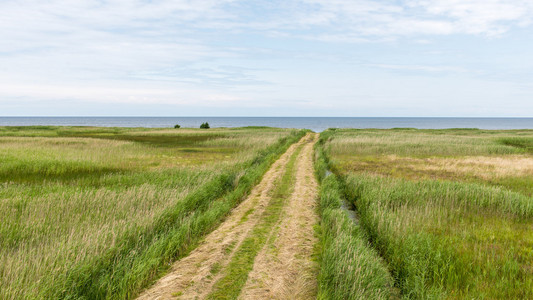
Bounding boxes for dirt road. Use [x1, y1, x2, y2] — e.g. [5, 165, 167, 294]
[137, 133, 319, 300]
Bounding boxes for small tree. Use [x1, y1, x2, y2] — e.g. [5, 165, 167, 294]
[174, 124, 181, 128]
[200, 122, 210, 129]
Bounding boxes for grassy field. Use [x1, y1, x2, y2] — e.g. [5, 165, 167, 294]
[319, 128, 533, 299]
[329, 128, 533, 196]
[314, 137, 396, 300]
[4, 126, 532, 299]
[0, 126, 305, 299]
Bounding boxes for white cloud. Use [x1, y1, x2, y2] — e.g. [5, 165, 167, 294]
[0, 81, 244, 106]
[2, 0, 532, 52]
[410, 0, 533, 35]
[1, 0, 533, 116]
[368, 64, 468, 73]
[291, 0, 533, 39]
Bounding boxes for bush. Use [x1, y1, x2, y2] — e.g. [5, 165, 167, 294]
[174, 124, 181, 129]
[200, 122, 210, 129]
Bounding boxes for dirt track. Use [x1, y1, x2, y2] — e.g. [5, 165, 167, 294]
[137, 133, 318, 300]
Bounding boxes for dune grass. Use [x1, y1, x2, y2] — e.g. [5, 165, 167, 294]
[322, 128, 533, 299]
[0, 126, 305, 300]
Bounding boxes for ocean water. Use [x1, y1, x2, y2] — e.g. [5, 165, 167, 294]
[1, 117, 532, 132]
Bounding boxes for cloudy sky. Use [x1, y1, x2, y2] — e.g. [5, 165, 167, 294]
[1, 0, 533, 116]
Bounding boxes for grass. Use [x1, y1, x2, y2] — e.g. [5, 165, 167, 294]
[499, 137, 533, 153]
[5, 125, 532, 299]
[314, 132, 396, 300]
[0, 126, 306, 300]
[207, 140, 303, 300]
[321, 128, 533, 299]
[329, 128, 533, 196]
[345, 174, 533, 299]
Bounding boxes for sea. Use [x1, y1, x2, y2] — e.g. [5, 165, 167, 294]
[1, 117, 532, 132]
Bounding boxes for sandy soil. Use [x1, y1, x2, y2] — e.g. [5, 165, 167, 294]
[136, 133, 318, 300]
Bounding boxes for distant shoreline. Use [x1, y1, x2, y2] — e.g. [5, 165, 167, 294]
[1, 116, 532, 132]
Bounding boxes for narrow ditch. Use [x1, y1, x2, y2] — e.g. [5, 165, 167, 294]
[325, 169, 359, 223]
[330, 169, 402, 298]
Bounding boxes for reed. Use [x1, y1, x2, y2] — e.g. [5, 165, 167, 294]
[315, 131, 396, 300]
[322, 128, 533, 299]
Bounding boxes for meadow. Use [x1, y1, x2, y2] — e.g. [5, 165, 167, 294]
[0, 126, 305, 299]
[3, 125, 532, 299]
[317, 128, 533, 299]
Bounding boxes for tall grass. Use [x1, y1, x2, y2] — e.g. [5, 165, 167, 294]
[499, 137, 533, 153]
[315, 131, 395, 300]
[329, 128, 533, 196]
[345, 174, 533, 299]
[322, 128, 533, 299]
[329, 128, 533, 157]
[0, 126, 306, 299]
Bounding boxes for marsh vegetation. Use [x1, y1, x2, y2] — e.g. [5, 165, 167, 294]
[0, 126, 305, 299]
[3, 125, 532, 299]
[317, 128, 533, 299]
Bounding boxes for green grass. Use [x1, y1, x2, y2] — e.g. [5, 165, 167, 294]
[5, 125, 532, 299]
[329, 128, 533, 196]
[321, 128, 533, 299]
[328, 128, 533, 157]
[314, 132, 396, 300]
[498, 137, 533, 153]
[0, 126, 306, 300]
[207, 141, 303, 300]
[345, 174, 533, 299]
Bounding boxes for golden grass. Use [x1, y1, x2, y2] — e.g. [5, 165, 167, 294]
[337, 154, 533, 178]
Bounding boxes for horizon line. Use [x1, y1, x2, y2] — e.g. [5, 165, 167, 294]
[1, 116, 533, 119]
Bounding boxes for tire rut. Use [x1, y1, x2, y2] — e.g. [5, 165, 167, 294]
[239, 133, 319, 299]
[136, 135, 310, 300]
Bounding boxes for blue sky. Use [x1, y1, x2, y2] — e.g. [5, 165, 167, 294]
[1, 0, 532, 117]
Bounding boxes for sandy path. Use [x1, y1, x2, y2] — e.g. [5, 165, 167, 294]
[137, 134, 312, 300]
[239, 133, 319, 299]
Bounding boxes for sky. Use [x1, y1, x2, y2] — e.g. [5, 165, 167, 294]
[1, 0, 533, 117]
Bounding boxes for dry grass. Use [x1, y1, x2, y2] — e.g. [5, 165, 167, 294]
[418, 155, 533, 178]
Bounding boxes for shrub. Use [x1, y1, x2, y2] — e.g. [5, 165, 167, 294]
[200, 122, 210, 129]
[174, 124, 181, 129]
